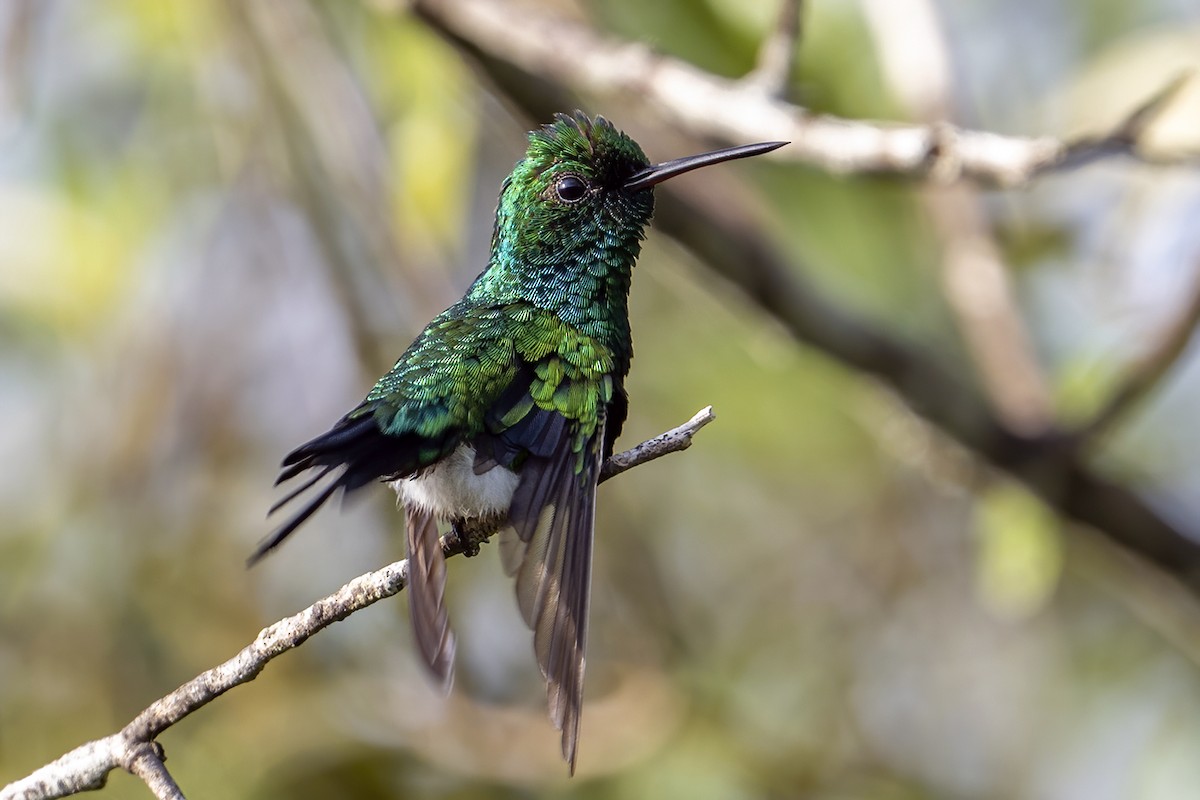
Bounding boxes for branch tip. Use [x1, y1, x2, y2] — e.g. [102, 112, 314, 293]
[1112, 70, 1193, 144]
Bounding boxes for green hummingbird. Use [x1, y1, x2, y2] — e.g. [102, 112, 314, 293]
[251, 112, 784, 773]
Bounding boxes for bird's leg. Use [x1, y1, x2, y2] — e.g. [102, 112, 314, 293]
[449, 518, 479, 557]
[450, 515, 503, 558]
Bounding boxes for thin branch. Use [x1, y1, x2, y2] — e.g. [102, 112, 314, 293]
[601, 405, 714, 480]
[0, 411, 715, 800]
[1, 741, 116, 800]
[122, 745, 185, 800]
[1105, 70, 1193, 146]
[1078, 256, 1200, 442]
[744, 0, 802, 98]
[408, 0, 1195, 187]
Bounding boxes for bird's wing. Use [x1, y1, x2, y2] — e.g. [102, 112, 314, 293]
[476, 343, 613, 775]
[250, 303, 520, 565]
[503, 410, 605, 776]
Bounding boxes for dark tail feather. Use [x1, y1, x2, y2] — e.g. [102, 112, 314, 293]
[254, 410, 435, 567]
[248, 471, 343, 567]
[280, 416, 383, 465]
[268, 464, 335, 515]
[275, 458, 312, 485]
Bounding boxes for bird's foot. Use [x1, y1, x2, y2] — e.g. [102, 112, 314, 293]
[451, 517, 490, 557]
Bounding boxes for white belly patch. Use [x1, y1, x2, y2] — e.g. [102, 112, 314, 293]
[390, 444, 519, 520]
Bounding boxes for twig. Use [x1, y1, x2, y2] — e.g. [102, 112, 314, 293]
[409, 0, 1195, 187]
[0, 411, 714, 800]
[4, 740, 186, 800]
[122, 746, 184, 800]
[601, 405, 714, 480]
[744, 0, 802, 98]
[1105, 70, 1193, 146]
[1078, 256, 1200, 442]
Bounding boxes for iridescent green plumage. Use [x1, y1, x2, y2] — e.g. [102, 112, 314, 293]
[253, 112, 785, 773]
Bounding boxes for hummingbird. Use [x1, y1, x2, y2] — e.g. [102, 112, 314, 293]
[250, 112, 784, 773]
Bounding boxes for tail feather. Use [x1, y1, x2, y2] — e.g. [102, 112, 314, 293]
[255, 408, 446, 566]
[249, 473, 343, 566]
[268, 464, 335, 515]
[405, 505, 456, 690]
[275, 459, 312, 485]
[280, 415, 384, 465]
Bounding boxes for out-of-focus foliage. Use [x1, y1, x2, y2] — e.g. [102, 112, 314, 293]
[2, 1, 1200, 798]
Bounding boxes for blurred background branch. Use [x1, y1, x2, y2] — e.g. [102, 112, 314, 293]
[1076, 254, 1200, 443]
[745, 0, 804, 98]
[862, 0, 1056, 435]
[410, 0, 1198, 184]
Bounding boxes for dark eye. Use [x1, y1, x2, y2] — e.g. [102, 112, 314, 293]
[554, 175, 588, 203]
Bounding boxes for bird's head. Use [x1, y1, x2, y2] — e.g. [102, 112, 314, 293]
[492, 112, 654, 266]
[473, 112, 784, 326]
[491, 112, 785, 268]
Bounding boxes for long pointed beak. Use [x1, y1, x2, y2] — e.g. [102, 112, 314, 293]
[624, 140, 787, 191]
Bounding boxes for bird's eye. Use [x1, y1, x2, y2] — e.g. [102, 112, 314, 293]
[554, 175, 588, 203]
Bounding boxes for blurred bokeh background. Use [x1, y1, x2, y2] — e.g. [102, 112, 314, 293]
[3, 1, 1200, 797]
